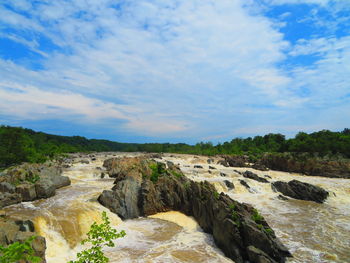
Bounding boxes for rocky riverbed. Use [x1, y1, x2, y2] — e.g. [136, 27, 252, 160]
[1, 152, 349, 262]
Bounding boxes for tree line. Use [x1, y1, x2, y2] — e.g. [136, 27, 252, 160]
[1, 125, 350, 168]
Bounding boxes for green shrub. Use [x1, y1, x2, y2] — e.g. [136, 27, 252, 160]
[251, 209, 263, 223]
[0, 236, 41, 263]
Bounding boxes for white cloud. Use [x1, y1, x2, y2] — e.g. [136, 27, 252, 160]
[0, 0, 349, 140]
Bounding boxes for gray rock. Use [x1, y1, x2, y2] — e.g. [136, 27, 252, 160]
[272, 180, 329, 203]
[98, 177, 141, 219]
[16, 184, 37, 201]
[247, 246, 278, 263]
[50, 175, 71, 189]
[239, 180, 250, 189]
[0, 182, 15, 193]
[243, 171, 269, 183]
[35, 179, 56, 198]
[98, 157, 292, 263]
[194, 165, 203, 169]
[224, 180, 235, 190]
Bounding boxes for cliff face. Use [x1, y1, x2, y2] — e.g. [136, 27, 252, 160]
[99, 157, 291, 263]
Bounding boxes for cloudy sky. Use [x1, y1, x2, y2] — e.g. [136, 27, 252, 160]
[0, 0, 349, 143]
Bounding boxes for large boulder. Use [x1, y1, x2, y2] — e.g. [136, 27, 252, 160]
[35, 179, 56, 199]
[272, 180, 329, 203]
[99, 157, 291, 263]
[16, 184, 37, 201]
[99, 177, 142, 219]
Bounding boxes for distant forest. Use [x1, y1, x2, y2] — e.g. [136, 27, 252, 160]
[1, 125, 350, 168]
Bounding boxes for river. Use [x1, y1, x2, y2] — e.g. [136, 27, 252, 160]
[3, 153, 350, 263]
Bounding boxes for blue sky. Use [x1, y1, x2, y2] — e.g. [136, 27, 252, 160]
[0, 0, 349, 143]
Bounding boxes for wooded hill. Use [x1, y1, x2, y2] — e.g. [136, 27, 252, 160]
[1, 125, 350, 168]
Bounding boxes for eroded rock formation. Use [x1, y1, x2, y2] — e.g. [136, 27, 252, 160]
[99, 157, 291, 263]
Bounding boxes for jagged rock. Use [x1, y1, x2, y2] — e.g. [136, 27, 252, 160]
[224, 180, 235, 190]
[99, 157, 291, 263]
[272, 180, 329, 203]
[16, 184, 37, 201]
[99, 177, 141, 219]
[194, 165, 203, 169]
[240, 180, 250, 189]
[247, 245, 278, 263]
[243, 171, 269, 183]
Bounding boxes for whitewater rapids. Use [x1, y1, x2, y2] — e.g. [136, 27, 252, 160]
[3, 153, 350, 262]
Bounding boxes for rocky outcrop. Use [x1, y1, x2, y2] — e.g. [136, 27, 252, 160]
[243, 171, 269, 183]
[219, 155, 250, 168]
[272, 180, 329, 203]
[0, 163, 71, 208]
[0, 216, 46, 262]
[258, 153, 350, 179]
[99, 157, 291, 263]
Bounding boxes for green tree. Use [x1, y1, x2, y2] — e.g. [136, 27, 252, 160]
[69, 211, 126, 263]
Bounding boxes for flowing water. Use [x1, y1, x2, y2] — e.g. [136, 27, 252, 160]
[2, 153, 350, 263]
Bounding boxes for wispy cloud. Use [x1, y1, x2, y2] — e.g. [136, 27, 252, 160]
[0, 0, 349, 142]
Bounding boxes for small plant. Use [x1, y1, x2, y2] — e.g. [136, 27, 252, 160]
[229, 204, 236, 211]
[183, 181, 190, 189]
[69, 211, 126, 263]
[26, 173, 40, 184]
[229, 203, 241, 227]
[149, 162, 166, 183]
[264, 227, 273, 235]
[171, 171, 183, 178]
[251, 209, 264, 223]
[213, 191, 219, 200]
[0, 235, 41, 263]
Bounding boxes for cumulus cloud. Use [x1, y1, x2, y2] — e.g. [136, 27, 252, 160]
[0, 0, 349, 141]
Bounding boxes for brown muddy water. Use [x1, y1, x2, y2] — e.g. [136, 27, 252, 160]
[3, 153, 350, 263]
